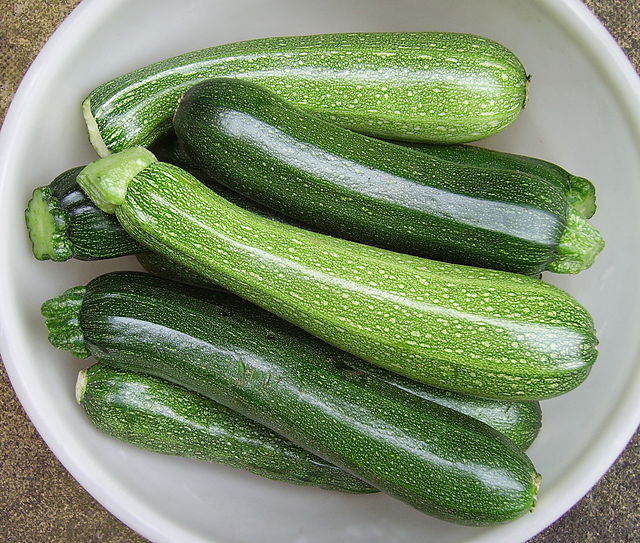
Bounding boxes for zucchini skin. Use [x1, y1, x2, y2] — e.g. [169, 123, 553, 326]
[77, 153, 598, 400]
[84, 32, 528, 155]
[47, 167, 147, 259]
[25, 167, 146, 261]
[174, 79, 601, 275]
[150, 131, 205, 177]
[78, 363, 376, 493]
[46, 272, 540, 525]
[394, 142, 597, 219]
[136, 252, 220, 290]
[136, 251, 542, 450]
[154, 130, 596, 220]
[342, 359, 542, 450]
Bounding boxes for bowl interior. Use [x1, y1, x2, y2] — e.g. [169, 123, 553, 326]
[2, 1, 640, 542]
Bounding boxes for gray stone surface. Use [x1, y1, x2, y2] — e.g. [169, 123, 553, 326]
[0, 0, 638, 541]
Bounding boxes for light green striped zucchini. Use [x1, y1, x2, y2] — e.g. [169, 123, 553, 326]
[77, 148, 598, 400]
[83, 32, 528, 155]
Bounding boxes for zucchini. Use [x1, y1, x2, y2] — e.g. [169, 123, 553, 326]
[31, 135, 597, 270]
[77, 363, 376, 493]
[24, 161, 290, 262]
[25, 166, 146, 261]
[136, 251, 542, 450]
[341, 359, 542, 450]
[174, 78, 603, 275]
[154, 130, 596, 220]
[77, 148, 599, 400]
[84, 32, 528, 155]
[394, 142, 596, 219]
[43, 272, 540, 525]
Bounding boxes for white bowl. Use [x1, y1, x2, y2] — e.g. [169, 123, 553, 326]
[1, 1, 639, 542]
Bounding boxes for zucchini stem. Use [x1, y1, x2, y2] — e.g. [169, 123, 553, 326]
[530, 472, 542, 511]
[25, 187, 73, 261]
[567, 175, 596, 219]
[523, 74, 531, 109]
[41, 286, 89, 359]
[136, 252, 220, 289]
[77, 147, 157, 213]
[548, 209, 604, 274]
[82, 98, 111, 158]
[75, 369, 88, 403]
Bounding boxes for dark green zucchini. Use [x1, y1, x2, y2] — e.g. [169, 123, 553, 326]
[137, 250, 542, 450]
[43, 271, 540, 525]
[155, 130, 596, 221]
[25, 166, 146, 261]
[28, 135, 598, 270]
[342, 359, 542, 450]
[150, 131, 206, 177]
[77, 363, 375, 493]
[174, 78, 603, 275]
[394, 142, 596, 219]
[76, 148, 599, 400]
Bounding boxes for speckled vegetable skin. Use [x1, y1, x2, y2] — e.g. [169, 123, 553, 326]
[394, 141, 597, 219]
[25, 167, 146, 261]
[153, 130, 597, 220]
[174, 78, 603, 275]
[136, 251, 542, 450]
[150, 131, 206, 177]
[153, 130, 596, 222]
[76, 151, 599, 400]
[77, 363, 376, 493]
[343, 359, 542, 450]
[83, 32, 528, 156]
[45, 272, 540, 525]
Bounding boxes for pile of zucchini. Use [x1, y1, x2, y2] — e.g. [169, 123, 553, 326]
[26, 32, 604, 526]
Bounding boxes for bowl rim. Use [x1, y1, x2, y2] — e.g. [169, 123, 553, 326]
[1, 1, 639, 542]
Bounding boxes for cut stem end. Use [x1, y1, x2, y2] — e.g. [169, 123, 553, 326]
[77, 147, 157, 213]
[76, 369, 88, 403]
[567, 175, 597, 219]
[25, 187, 73, 261]
[41, 286, 89, 359]
[82, 98, 111, 158]
[530, 473, 542, 511]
